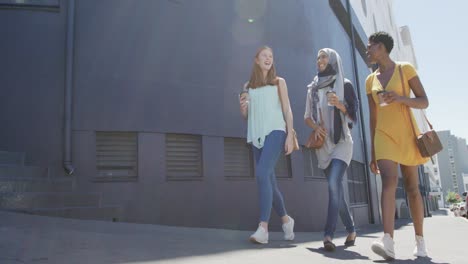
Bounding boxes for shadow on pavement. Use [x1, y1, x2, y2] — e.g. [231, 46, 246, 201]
[373, 257, 449, 264]
[307, 246, 370, 261]
[336, 218, 412, 239]
[0, 210, 458, 264]
[248, 239, 298, 249]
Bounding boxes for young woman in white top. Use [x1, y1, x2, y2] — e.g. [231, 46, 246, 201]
[239, 46, 295, 244]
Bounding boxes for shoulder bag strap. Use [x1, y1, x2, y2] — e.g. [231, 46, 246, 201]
[398, 64, 434, 132]
[398, 64, 419, 138]
[318, 107, 323, 126]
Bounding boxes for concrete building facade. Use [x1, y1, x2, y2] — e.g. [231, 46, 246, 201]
[1, 0, 435, 230]
[437, 131, 468, 205]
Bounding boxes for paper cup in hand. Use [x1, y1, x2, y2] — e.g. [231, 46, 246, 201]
[326, 90, 336, 106]
[239, 91, 249, 104]
[377, 91, 388, 106]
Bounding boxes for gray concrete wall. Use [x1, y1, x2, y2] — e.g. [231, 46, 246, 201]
[0, 4, 67, 176]
[455, 137, 468, 193]
[437, 131, 452, 200]
[436, 131, 468, 198]
[454, 138, 467, 195]
[1, 0, 376, 231]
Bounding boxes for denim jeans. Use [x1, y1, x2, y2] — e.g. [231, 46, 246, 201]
[252, 130, 288, 222]
[324, 159, 355, 238]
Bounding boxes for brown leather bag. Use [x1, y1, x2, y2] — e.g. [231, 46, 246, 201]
[399, 65, 443, 159]
[305, 108, 325, 149]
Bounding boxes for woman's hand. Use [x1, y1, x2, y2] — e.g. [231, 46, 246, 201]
[239, 93, 248, 118]
[284, 133, 294, 155]
[327, 93, 340, 107]
[328, 93, 347, 113]
[315, 126, 327, 140]
[239, 93, 248, 110]
[382, 91, 403, 104]
[369, 159, 380, 174]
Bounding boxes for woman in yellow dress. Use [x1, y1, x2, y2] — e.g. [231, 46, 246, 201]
[365, 32, 429, 260]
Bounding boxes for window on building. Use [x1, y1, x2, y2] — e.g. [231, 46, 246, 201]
[166, 134, 203, 181]
[224, 138, 254, 180]
[275, 154, 292, 179]
[373, 14, 378, 32]
[395, 32, 401, 51]
[329, 0, 368, 63]
[361, 0, 367, 16]
[303, 147, 324, 180]
[0, 0, 59, 9]
[95, 131, 138, 181]
[388, 4, 394, 26]
[396, 179, 405, 200]
[347, 161, 369, 205]
[453, 178, 458, 188]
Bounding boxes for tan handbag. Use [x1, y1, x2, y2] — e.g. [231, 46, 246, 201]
[305, 108, 325, 149]
[399, 65, 443, 159]
[276, 82, 300, 151]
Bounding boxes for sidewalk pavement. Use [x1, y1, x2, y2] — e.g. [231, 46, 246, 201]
[1, 209, 466, 264]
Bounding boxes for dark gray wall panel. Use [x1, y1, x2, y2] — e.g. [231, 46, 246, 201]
[0, 6, 66, 175]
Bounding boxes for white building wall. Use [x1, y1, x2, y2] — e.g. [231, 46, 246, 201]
[350, 0, 404, 61]
[463, 173, 468, 193]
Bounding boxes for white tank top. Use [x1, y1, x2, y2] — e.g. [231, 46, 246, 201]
[247, 85, 286, 148]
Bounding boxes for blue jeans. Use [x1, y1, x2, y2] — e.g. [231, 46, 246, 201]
[324, 159, 355, 238]
[252, 130, 288, 222]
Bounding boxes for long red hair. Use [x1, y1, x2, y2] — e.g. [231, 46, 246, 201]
[247, 46, 278, 89]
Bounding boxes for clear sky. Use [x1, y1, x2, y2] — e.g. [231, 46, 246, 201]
[393, 0, 468, 141]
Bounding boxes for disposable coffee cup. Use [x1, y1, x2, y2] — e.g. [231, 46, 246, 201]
[377, 91, 388, 106]
[326, 90, 336, 106]
[239, 90, 249, 104]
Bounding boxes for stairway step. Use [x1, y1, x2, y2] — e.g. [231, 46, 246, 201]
[0, 165, 48, 178]
[0, 192, 101, 209]
[0, 177, 74, 193]
[16, 206, 122, 222]
[0, 151, 25, 166]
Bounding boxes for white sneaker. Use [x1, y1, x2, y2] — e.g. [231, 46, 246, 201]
[413, 235, 428, 257]
[282, 216, 295, 241]
[371, 233, 395, 260]
[249, 225, 268, 244]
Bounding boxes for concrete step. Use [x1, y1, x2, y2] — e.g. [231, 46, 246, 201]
[0, 177, 74, 193]
[0, 192, 101, 209]
[0, 151, 25, 166]
[0, 165, 48, 178]
[16, 206, 123, 222]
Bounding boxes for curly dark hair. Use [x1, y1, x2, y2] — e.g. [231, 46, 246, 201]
[369, 31, 394, 54]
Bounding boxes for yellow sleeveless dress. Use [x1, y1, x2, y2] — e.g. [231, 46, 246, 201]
[365, 62, 429, 166]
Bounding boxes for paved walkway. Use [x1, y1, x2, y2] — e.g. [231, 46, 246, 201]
[1, 209, 466, 263]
